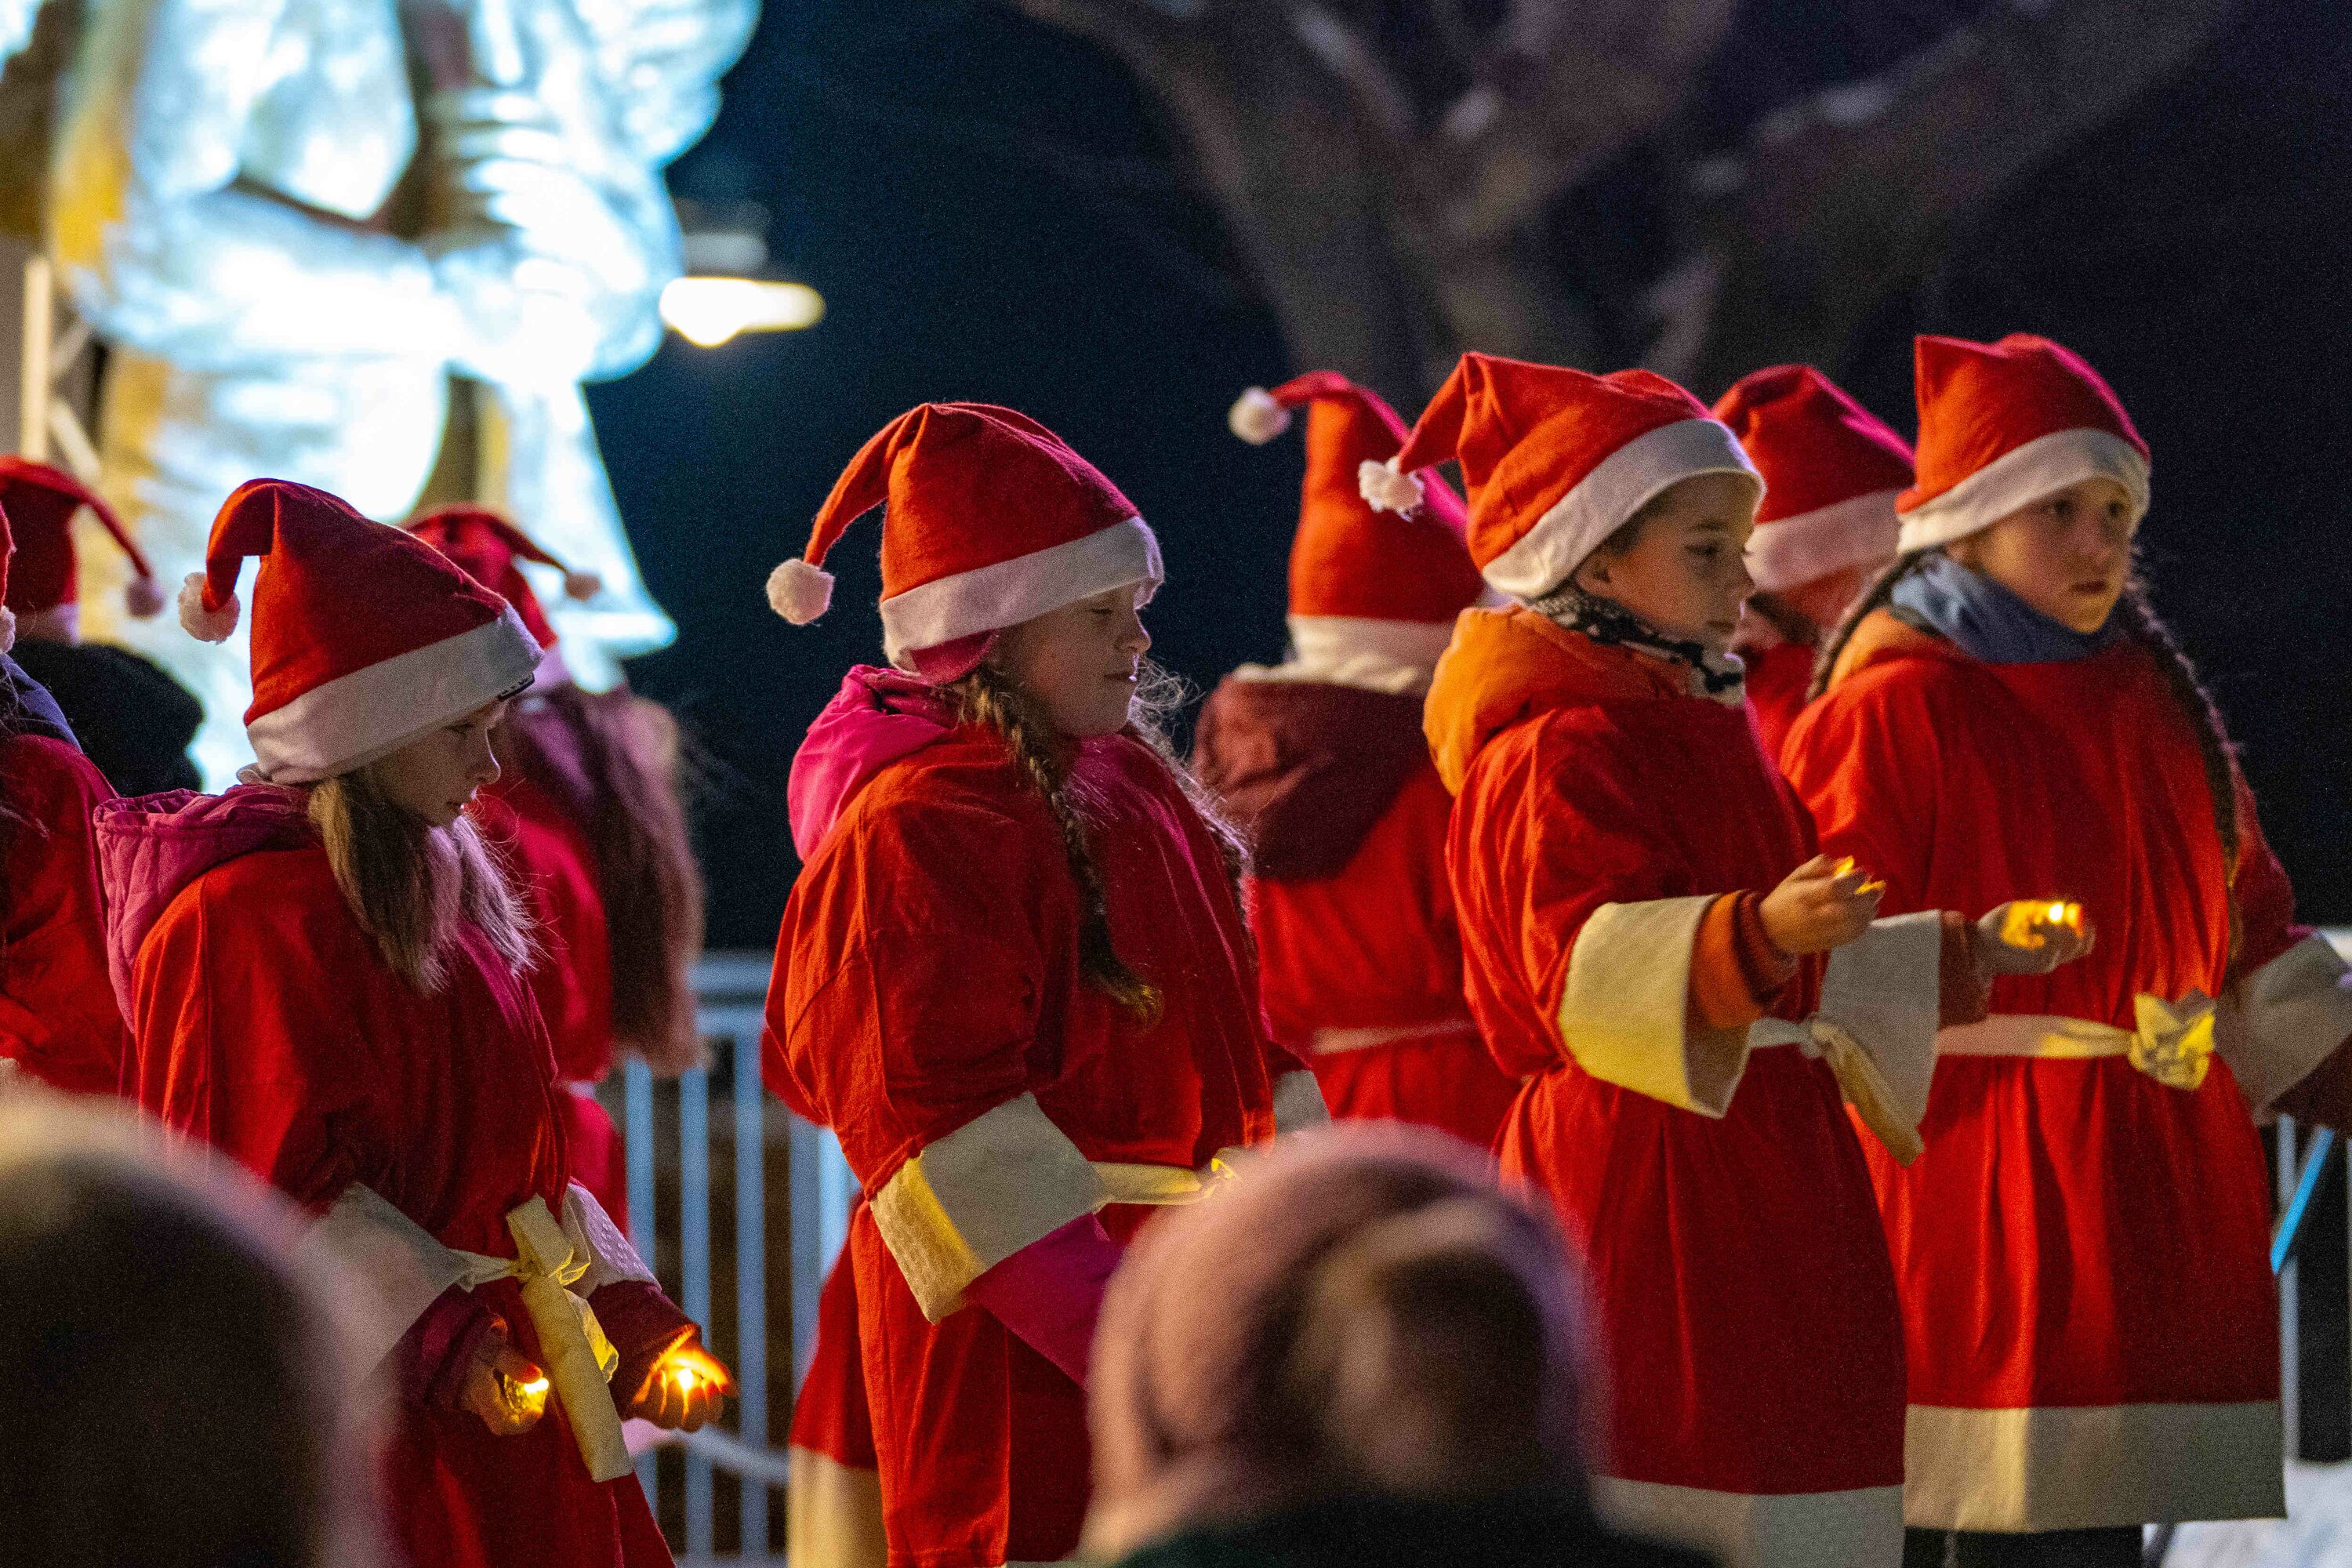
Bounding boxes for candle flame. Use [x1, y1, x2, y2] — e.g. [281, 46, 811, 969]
[670, 1365, 699, 1394]
[517, 1376, 550, 1397]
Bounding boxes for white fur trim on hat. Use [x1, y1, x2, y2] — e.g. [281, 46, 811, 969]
[179, 572, 241, 643]
[767, 557, 835, 623]
[1482, 418, 1761, 601]
[243, 607, 542, 784]
[1229, 387, 1291, 445]
[1745, 488, 1903, 593]
[1230, 615, 1456, 698]
[1358, 458, 1426, 515]
[1896, 428, 2150, 554]
[878, 517, 1163, 670]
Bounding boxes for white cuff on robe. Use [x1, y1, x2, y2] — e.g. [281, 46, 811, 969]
[1559, 895, 1750, 1115]
[2218, 933, 2352, 1115]
[564, 1182, 655, 1293]
[1814, 911, 1944, 1132]
[1272, 1069, 1330, 1135]
[870, 1093, 1108, 1323]
[299, 1182, 470, 1372]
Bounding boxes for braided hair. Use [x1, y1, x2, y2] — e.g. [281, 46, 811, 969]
[1808, 547, 2244, 935]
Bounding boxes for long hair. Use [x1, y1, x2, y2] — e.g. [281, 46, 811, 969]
[945, 659, 1247, 1028]
[1809, 548, 2242, 921]
[499, 688, 706, 1074]
[307, 767, 535, 994]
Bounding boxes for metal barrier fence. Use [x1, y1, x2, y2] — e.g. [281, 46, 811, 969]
[628, 953, 854, 1565]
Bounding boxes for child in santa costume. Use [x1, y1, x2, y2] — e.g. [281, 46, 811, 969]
[762, 402, 1326, 1568]
[1785, 332, 2352, 1566]
[97, 478, 731, 1568]
[0, 459, 204, 796]
[1363, 351, 2087, 1568]
[1193, 372, 1519, 1147]
[0, 499, 130, 1095]
[407, 504, 706, 1229]
[1709, 368, 1907, 758]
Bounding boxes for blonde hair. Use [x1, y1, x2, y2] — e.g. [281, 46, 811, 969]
[945, 659, 1247, 1027]
[307, 767, 535, 994]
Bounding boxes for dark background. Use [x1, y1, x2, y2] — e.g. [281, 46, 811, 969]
[591, 0, 2352, 956]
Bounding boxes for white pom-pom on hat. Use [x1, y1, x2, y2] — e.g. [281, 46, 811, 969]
[125, 575, 166, 619]
[767, 557, 835, 624]
[1228, 387, 1291, 445]
[563, 569, 604, 601]
[1359, 457, 1425, 516]
[179, 571, 241, 642]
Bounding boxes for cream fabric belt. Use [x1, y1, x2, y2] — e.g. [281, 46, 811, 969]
[1092, 1156, 1240, 1208]
[1308, 1018, 1479, 1056]
[452, 1195, 632, 1482]
[1936, 996, 2217, 1089]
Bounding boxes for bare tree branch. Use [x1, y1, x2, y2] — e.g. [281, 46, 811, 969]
[1691, 0, 2233, 390]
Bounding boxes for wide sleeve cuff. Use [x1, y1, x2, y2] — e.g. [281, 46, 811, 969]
[2219, 934, 2352, 1116]
[297, 1182, 472, 1372]
[1560, 895, 1751, 1116]
[1815, 910, 1945, 1137]
[564, 1182, 657, 1294]
[1272, 1069, 1330, 1136]
[869, 1093, 1109, 1322]
[590, 1279, 700, 1408]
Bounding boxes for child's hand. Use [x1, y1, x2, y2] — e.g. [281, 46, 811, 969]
[1761, 855, 1883, 956]
[1974, 901, 2096, 976]
[629, 1338, 735, 1433]
[459, 1324, 548, 1436]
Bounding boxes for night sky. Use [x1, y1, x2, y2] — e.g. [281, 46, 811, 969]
[592, 0, 2352, 950]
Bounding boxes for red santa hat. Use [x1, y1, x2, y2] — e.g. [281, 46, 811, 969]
[768, 402, 1161, 673]
[180, 479, 540, 783]
[1897, 332, 2149, 554]
[1712, 365, 1911, 593]
[0, 458, 165, 621]
[405, 503, 602, 650]
[1361, 352, 1759, 600]
[1229, 372, 1485, 670]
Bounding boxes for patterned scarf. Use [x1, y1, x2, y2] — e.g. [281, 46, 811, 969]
[1529, 582, 1747, 703]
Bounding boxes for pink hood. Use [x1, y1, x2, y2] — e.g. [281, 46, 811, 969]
[788, 666, 960, 860]
[93, 786, 313, 1019]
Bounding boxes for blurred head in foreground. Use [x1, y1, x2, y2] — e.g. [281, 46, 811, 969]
[0, 1095, 383, 1568]
[1084, 1125, 1595, 1559]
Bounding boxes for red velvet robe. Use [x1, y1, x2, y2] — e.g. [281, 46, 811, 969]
[1738, 639, 1814, 764]
[1194, 677, 1519, 1149]
[1784, 610, 2334, 1532]
[1, 734, 128, 1094]
[766, 720, 1303, 1568]
[480, 773, 627, 1228]
[1428, 608, 1907, 1566]
[107, 791, 681, 1568]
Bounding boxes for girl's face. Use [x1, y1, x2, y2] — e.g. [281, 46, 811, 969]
[1571, 473, 1760, 655]
[1947, 476, 2136, 633]
[369, 699, 508, 826]
[990, 585, 1152, 738]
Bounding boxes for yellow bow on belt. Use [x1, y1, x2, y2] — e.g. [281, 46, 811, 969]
[2130, 992, 2217, 1091]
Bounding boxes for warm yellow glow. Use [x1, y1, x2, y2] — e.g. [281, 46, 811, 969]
[670, 1364, 700, 1394]
[517, 1376, 550, 1397]
[659, 277, 826, 347]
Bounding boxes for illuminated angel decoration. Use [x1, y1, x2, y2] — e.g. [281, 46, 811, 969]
[5, 0, 753, 783]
